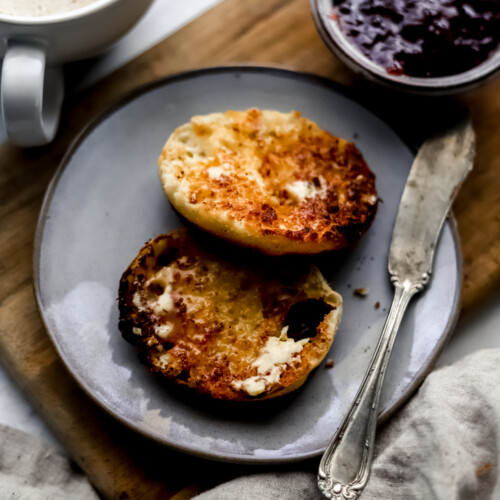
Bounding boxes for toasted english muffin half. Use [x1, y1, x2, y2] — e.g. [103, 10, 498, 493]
[158, 109, 377, 255]
[118, 228, 342, 401]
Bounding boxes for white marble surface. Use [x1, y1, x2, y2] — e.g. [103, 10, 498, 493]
[1, 0, 500, 458]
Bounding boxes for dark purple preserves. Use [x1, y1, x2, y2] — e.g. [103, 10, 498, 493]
[332, 0, 500, 77]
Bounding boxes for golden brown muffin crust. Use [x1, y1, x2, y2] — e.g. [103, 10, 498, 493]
[118, 229, 342, 401]
[159, 109, 377, 255]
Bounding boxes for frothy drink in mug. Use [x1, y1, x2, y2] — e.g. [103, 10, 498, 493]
[0, 0, 99, 17]
[0, 0, 152, 146]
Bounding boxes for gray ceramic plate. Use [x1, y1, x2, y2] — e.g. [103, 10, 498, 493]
[35, 67, 460, 464]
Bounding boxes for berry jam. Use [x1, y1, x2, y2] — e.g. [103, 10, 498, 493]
[332, 0, 500, 77]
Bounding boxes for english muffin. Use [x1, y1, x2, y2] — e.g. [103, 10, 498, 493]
[158, 109, 377, 255]
[118, 228, 342, 401]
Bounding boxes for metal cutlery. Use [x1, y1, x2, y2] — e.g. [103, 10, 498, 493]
[318, 118, 475, 499]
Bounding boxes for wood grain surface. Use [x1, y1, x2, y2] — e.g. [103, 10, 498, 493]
[0, 0, 499, 498]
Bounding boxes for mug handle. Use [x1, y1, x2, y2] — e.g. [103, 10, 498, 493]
[1, 40, 64, 146]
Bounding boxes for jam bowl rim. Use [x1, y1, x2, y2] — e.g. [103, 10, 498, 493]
[311, 0, 500, 94]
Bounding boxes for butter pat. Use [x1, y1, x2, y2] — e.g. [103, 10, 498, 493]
[133, 267, 175, 315]
[232, 326, 309, 396]
[132, 291, 143, 310]
[207, 166, 227, 180]
[151, 287, 174, 315]
[152, 351, 172, 371]
[155, 322, 174, 339]
[285, 180, 323, 202]
[253, 326, 308, 374]
[233, 377, 267, 396]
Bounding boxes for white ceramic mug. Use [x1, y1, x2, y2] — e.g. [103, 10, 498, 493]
[0, 0, 152, 146]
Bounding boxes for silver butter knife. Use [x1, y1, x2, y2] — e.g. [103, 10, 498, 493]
[317, 118, 475, 500]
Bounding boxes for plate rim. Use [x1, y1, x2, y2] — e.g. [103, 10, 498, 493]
[33, 65, 462, 464]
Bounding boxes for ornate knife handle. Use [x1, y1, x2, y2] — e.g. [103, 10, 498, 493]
[318, 276, 427, 499]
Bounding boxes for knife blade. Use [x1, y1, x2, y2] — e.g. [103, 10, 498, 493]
[318, 118, 475, 500]
[389, 118, 475, 283]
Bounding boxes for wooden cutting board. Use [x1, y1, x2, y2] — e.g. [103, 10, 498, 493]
[0, 0, 499, 498]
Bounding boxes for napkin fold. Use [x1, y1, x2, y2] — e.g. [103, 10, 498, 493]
[0, 424, 99, 500]
[195, 348, 500, 500]
[2, 349, 498, 499]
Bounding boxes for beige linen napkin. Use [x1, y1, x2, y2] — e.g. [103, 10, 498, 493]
[0, 424, 99, 500]
[195, 348, 500, 499]
[2, 349, 498, 499]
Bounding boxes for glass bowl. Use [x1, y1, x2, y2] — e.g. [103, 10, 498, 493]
[311, 0, 500, 95]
